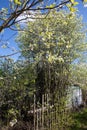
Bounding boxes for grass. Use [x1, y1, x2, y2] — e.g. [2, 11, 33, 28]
[1, 108, 87, 130]
[70, 108, 87, 130]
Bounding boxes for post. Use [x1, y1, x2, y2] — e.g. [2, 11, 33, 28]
[36, 111, 39, 130]
[34, 95, 36, 130]
[42, 94, 44, 129]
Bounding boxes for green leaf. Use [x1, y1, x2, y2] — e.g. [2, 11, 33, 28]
[84, 0, 87, 2]
[73, 2, 78, 6]
[70, 0, 75, 4]
[66, 3, 72, 8]
[46, 4, 55, 8]
[70, 7, 77, 12]
[70, 0, 78, 6]
[14, 0, 21, 5]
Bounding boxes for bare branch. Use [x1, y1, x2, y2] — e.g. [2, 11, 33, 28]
[0, 48, 30, 58]
[29, 0, 70, 11]
[0, 0, 70, 32]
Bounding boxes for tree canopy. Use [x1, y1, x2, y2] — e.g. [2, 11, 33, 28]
[17, 10, 86, 64]
[16, 10, 87, 101]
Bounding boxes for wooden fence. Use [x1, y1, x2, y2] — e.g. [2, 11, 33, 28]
[28, 93, 71, 130]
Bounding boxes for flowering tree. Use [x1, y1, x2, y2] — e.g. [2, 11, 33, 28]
[0, 0, 85, 32]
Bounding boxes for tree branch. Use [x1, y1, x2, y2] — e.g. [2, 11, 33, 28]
[0, 48, 30, 58]
[0, 0, 70, 32]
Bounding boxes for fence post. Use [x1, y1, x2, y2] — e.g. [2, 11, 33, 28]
[34, 95, 36, 130]
[36, 111, 39, 130]
[42, 94, 44, 130]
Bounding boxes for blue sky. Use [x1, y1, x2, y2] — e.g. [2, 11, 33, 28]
[0, 0, 87, 61]
[77, 0, 87, 23]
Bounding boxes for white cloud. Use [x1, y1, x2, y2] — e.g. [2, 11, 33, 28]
[16, 11, 40, 24]
[84, 4, 87, 7]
